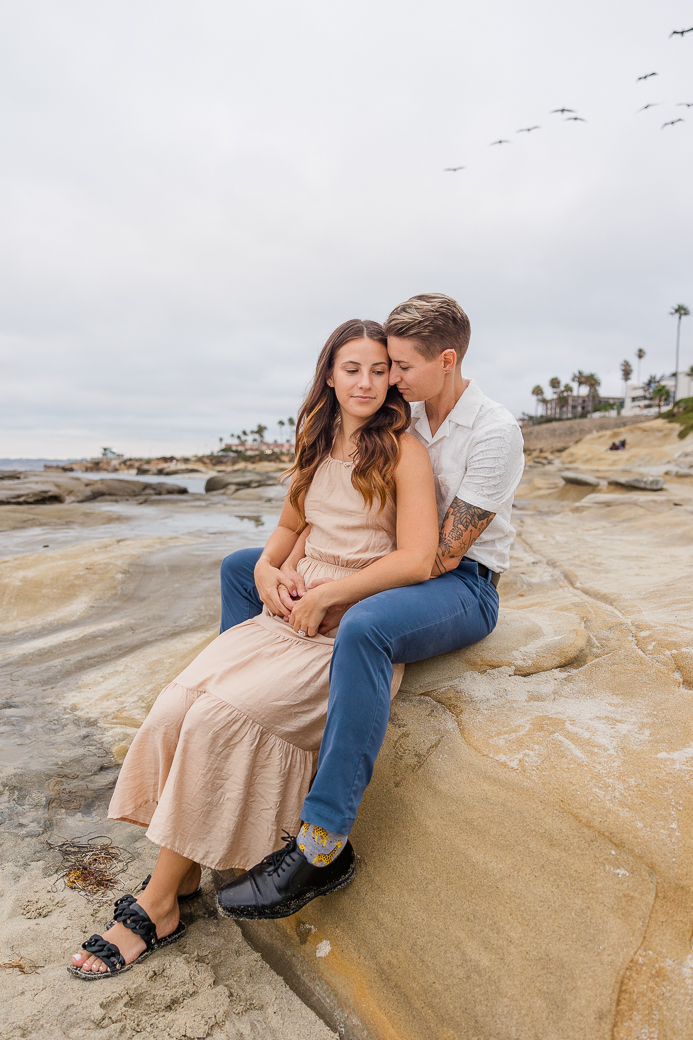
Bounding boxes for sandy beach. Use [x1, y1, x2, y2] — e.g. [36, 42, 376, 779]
[0, 471, 334, 1040]
[1, 419, 692, 1038]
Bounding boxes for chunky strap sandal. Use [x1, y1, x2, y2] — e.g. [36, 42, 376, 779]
[67, 897, 186, 981]
[102, 875, 201, 930]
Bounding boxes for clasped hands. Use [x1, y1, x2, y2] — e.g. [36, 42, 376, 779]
[254, 558, 351, 637]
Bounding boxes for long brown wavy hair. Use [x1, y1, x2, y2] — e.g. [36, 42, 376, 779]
[285, 319, 411, 526]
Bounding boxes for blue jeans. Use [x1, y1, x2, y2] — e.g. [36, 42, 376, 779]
[220, 548, 499, 835]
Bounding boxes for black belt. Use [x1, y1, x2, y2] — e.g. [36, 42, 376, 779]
[465, 559, 501, 587]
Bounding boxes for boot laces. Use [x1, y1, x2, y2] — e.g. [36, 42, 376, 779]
[260, 832, 298, 877]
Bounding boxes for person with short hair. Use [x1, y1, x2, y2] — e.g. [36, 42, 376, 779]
[217, 293, 525, 920]
[68, 319, 439, 978]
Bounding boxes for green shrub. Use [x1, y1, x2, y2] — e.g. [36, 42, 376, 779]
[662, 397, 693, 440]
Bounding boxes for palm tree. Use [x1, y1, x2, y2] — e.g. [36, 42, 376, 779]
[620, 360, 633, 402]
[571, 370, 587, 396]
[277, 419, 286, 442]
[687, 364, 693, 379]
[635, 348, 646, 383]
[561, 384, 573, 417]
[531, 385, 544, 416]
[670, 304, 690, 403]
[549, 376, 561, 397]
[584, 373, 601, 413]
[557, 385, 572, 417]
[652, 383, 671, 414]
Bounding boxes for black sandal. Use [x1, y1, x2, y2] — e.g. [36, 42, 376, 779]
[67, 896, 185, 981]
[100, 874, 201, 932]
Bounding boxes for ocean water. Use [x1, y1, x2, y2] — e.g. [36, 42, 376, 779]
[0, 458, 79, 470]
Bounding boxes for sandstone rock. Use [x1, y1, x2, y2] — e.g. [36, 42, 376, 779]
[205, 470, 280, 493]
[664, 468, 693, 478]
[79, 478, 187, 500]
[159, 465, 211, 475]
[0, 486, 65, 505]
[560, 471, 600, 486]
[240, 693, 654, 1040]
[0, 535, 193, 635]
[227, 484, 287, 502]
[672, 649, 693, 689]
[400, 607, 587, 693]
[607, 476, 665, 491]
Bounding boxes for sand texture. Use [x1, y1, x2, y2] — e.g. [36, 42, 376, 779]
[1, 426, 692, 1038]
[0, 486, 334, 1039]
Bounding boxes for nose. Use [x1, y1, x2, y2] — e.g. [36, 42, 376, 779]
[389, 369, 400, 386]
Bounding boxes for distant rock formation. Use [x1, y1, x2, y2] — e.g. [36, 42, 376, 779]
[607, 476, 665, 491]
[560, 471, 600, 487]
[78, 478, 188, 500]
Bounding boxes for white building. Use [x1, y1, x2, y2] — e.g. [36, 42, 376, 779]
[622, 371, 693, 417]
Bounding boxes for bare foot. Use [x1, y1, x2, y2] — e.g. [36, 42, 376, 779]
[70, 891, 180, 974]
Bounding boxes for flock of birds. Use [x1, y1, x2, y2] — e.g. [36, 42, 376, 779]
[444, 24, 692, 171]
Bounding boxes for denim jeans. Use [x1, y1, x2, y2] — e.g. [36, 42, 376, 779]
[220, 548, 499, 835]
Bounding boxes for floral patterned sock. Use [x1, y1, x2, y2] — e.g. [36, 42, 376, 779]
[297, 822, 349, 867]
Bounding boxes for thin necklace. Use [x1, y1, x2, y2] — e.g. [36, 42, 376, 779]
[337, 427, 354, 463]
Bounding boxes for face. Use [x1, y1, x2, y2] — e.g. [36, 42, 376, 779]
[387, 336, 457, 402]
[328, 338, 391, 421]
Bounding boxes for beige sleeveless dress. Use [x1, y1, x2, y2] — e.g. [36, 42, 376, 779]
[108, 456, 404, 870]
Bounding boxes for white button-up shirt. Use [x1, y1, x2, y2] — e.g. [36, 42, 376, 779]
[408, 379, 524, 573]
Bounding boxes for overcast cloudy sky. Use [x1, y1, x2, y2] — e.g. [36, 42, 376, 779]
[1, 0, 692, 458]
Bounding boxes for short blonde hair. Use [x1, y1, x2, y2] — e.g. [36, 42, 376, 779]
[384, 293, 471, 364]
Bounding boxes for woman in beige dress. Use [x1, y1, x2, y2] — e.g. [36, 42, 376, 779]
[69, 318, 438, 979]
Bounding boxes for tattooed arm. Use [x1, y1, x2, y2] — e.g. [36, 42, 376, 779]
[430, 499, 495, 578]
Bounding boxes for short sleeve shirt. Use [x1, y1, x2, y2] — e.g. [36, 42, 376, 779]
[408, 379, 524, 573]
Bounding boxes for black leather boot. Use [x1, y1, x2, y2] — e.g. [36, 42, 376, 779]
[216, 833, 356, 920]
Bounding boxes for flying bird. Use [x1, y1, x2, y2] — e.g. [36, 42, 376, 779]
[565, 116, 586, 122]
[444, 166, 466, 172]
[637, 72, 657, 81]
[550, 108, 575, 114]
[670, 27, 693, 37]
[517, 126, 540, 133]
[676, 102, 693, 107]
[661, 118, 684, 128]
[490, 139, 510, 146]
[637, 103, 661, 112]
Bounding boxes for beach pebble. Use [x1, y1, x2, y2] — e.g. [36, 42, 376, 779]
[607, 476, 665, 491]
[560, 472, 600, 487]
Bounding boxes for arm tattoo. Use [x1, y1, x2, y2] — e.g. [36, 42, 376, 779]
[432, 500, 495, 577]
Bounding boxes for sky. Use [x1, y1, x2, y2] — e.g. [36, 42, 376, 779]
[1, 0, 692, 458]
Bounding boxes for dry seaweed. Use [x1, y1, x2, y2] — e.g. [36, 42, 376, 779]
[47, 835, 134, 901]
[1, 949, 43, 974]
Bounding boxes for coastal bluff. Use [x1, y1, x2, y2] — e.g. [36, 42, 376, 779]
[0, 418, 691, 1038]
[521, 413, 653, 452]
